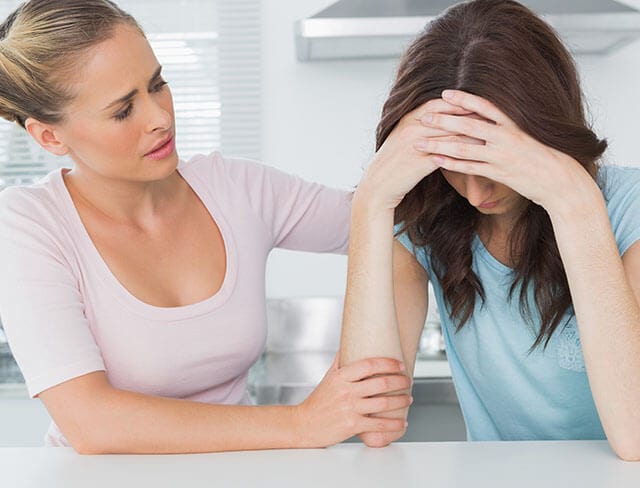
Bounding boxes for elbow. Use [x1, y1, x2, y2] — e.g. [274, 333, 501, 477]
[66, 425, 120, 455]
[613, 447, 640, 462]
[70, 434, 113, 455]
[610, 436, 640, 462]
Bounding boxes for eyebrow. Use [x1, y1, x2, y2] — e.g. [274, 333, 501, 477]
[103, 66, 163, 111]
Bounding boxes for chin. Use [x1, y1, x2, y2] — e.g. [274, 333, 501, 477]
[152, 152, 180, 172]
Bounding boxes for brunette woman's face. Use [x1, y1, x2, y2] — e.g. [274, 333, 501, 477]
[440, 170, 526, 217]
[55, 23, 177, 182]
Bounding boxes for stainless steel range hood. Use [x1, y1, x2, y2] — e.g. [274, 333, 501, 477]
[295, 0, 640, 61]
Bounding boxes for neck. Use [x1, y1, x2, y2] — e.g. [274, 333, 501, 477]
[62, 167, 184, 228]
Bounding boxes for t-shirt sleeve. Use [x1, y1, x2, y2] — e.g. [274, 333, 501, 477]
[602, 166, 640, 256]
[0, 188, 105, 398]
[394, 222, 431, 274]
[220, 154, 351, 254]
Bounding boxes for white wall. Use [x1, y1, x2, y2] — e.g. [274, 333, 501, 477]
[262, 0, 397, 298]
[261, 0, 640, 298]
[579, 41, 640, 167]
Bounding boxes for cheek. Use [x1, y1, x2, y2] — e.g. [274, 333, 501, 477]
[160, 88, 175, 116]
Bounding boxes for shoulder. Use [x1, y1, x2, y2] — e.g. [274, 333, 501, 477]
[394, 223, 431, 273]
[598, 164, 640, 255]
[599, 164, 640, 204]
[0, 172, 64, 230]
[178, 151, 273, 186]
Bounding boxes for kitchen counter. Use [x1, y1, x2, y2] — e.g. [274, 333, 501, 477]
[1, 441, 638, 487]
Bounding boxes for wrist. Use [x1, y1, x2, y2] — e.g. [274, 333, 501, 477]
[545, 174, 604, 224]
[352, 188, 396, 221]
[289, 404, 315, 448]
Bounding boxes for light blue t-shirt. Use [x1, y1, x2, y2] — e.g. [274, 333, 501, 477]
[397, 165, 640, 441]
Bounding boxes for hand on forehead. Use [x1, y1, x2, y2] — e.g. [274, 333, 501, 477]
[405, 98, 489, 146]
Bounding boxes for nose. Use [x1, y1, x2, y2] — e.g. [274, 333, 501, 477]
[144, 96, 172, 134]
[464, 175, 493, 207]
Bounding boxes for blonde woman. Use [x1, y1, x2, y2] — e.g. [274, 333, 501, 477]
[0, 0, 411, 453]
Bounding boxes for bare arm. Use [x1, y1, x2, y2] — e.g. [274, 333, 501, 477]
[339, 99, 465, 447]
[549, 189, 640, 462]
[39, 357, 411, 454]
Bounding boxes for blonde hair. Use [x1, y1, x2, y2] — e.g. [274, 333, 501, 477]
[0, 0, 143, 128]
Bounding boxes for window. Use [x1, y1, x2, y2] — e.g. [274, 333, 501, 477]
[0, 0, 262, 188]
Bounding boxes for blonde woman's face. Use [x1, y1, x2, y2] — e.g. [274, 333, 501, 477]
[56, 23, 177, 182]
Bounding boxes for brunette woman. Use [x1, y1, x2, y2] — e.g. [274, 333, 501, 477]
[340, 0, 640, 460]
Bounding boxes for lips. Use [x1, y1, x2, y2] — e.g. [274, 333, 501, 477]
[478, 199, 501, 209]
[145, 135, 172, 156]
[144, 135, 176, 161]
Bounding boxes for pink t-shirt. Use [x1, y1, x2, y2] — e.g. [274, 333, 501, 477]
[0, 152, 351, 446]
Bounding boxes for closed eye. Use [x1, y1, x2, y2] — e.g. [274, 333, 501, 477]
[114, 103, 133, 121]
[151, 79, 168, 92]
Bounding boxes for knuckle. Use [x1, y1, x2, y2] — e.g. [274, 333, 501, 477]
[344, 416, 357, 431]
[426, 140, 438, 153]
[455, 143, 469, 158]
[363, 359, 377, 376]
[380, 376, 392, 390]
[376, 397, 390, 411]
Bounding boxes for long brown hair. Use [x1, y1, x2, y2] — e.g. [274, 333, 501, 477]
[379, 0, 607, 349]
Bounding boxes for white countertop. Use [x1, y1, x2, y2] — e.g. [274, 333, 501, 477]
[0, 441, 638, 487]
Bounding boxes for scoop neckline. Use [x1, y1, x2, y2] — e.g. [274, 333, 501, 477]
[472, 234, 513, 274]
[52, 166, 238, 320]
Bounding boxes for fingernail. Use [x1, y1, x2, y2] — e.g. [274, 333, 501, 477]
[442, 90, 454, 101]
[409, 396, 414, 404]
[405, 421, 409, 427]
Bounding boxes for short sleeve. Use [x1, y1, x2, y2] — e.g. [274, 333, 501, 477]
[0, 188, 105, 397]
[219, 154, 351, 254]
[600, 165, 640, 256]
[394, 222, 431, 274]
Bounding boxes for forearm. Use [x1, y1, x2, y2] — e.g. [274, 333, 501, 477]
[340, 193, 403, 366]
[339, 194, 409, 446]
[548, 183, 640, 459]
[46, 381, 300, 454]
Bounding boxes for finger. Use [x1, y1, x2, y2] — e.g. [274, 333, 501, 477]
[413, 126, 460, 139]
[360, 416, 407, 434]
[433, 156, 494, 178]
[442, 90, 512, 126]
[422, 113, 495, 143]
[356, 374, 412, 397]
[340, 357, 406, 382]
[421, 134, 485, 146]
[358, 394, 413, 415]
[414, 98, 474, 119]
[415, 139, 490, 164]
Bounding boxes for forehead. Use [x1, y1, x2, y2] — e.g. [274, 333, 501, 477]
[68, 24, 158, 112]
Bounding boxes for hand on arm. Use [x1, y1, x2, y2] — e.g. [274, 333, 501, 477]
[39, 357, 411, 454]
[340, 100, 460, 447]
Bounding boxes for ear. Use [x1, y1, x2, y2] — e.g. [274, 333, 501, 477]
[24, 118, 69, 156]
